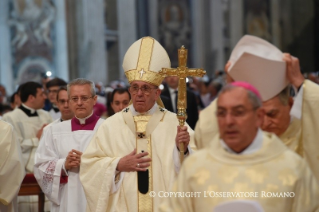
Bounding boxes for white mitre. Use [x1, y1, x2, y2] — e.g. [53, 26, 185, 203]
[123, 36, 171, 107]
[228, 35, 288, 101]
[123, 36, 171, 86]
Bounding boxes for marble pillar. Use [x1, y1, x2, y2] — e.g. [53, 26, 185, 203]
[210, 0, 225, 71]
[77, 0, 107, 83]
[54, 0, 69, 82]
[117, 0, 137, 78]
[0, 0, 14, 94]
[229, 0, 243, 49]
[190, 0, 205, 69]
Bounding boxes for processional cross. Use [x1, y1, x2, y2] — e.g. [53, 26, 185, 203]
[159, 46, 206, 163]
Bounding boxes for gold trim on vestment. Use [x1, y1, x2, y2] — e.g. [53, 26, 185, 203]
[122, 106, 167, 211]
[124, 37, 164, 86]
[134, 115, 153, 212]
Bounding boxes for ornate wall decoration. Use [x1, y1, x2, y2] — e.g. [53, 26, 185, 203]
[8, 0, 56, 84]
[158, 0, 191, 67]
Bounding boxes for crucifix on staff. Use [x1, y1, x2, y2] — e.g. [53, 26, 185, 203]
[159, 46, 206, 163]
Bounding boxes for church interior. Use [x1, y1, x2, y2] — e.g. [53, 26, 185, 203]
[1, 0, 319, 212]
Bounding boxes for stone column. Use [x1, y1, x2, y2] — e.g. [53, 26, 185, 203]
[210, 0, 225, 71]
[190, 0, 205, 68]
[148, 0, 159, 40]
[0, 0, 14, 94]
[271, 0, 281, 48]
[77, 0, 107, 83]
[55, 0, 69, 81]
[117, 0, 137, 78]
[229, 0, 243, 49]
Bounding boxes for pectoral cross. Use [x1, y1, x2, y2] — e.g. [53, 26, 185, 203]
[159, 46, 206, 163]
[139, 69, 146, 78]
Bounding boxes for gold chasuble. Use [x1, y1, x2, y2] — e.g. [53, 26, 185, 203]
[159, 132, 319, 212]
[80, 36, 196, 212]
[80, 106, 195, 212]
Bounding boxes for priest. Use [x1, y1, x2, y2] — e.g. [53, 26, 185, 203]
[194, 35, 319, 182]
[34, 79, 104, 212]
[160, 82, 319, 212]
[80, 37, 195, 212]
[46, 78, 67, 120]
[36, 86, 74, 212]
[49, 86, 74, 124]
[2, 81, 52, 173]
[0, 120, 25, 212]
[2, 81, 52, 212]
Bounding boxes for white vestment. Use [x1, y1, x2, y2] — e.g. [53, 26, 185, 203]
[49, 108, 61, 121]
[2, 106, 52, 212]
[0, 120, 25, 212]
[80, 104, 195, 212]
[194, 80, 319, 183]
[2, 106, 52, 172]
[159, 132, 319, 212]
[34, 115, 103, 212]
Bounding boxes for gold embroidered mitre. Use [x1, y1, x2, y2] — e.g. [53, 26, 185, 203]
[123, 37, 171, 86]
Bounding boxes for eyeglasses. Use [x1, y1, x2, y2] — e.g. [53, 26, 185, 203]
[58, 99, 69, 105]
[216, 108, 257, 118]
[70, 96, 94, 103]
[130, 85, 157, 94]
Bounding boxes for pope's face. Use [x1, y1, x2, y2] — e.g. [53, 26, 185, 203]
[261, 96, 292, 136]
[129, 81, 160, 113]
[69, 84, 97, 118]
[217, 87, 263, 153]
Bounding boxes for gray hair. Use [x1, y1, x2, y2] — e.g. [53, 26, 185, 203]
[218, 84, 262, 109]
[67, 78, 96, 97]
[276, 85, 290, 106]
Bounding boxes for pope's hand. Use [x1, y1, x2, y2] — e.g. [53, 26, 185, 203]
[175, 126, 190, 152]
[116, 149, 151, 172]
[283, 53, 304, 88]
[65, 149, 82, 171]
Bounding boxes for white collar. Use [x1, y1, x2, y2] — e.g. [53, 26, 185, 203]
[220, 128, 263, 155]
[130, 103, 158, 116]
[168, 86, 178, 94]
[75, 112, 93, 124]
[22, 103, 36, 114]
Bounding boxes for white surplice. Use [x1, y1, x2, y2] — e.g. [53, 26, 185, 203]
[34, 116, 104, 212]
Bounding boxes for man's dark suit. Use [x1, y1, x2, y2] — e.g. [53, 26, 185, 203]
[161, 87, 199, 130]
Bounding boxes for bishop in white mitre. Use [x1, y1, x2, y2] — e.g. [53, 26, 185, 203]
[195, 35, 319, 183]
[80, 37, 196, 212]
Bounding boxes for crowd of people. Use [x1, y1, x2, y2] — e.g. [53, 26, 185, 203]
[1, 35, 319, 212]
